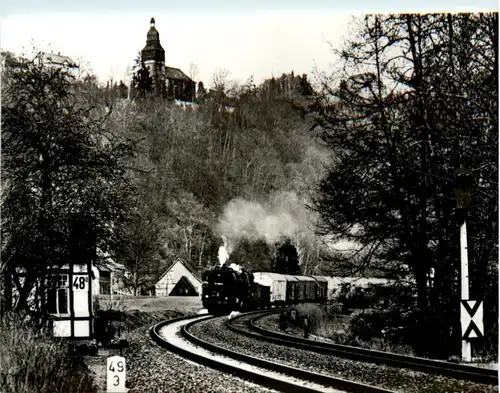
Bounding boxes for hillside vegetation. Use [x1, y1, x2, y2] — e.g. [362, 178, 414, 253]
[106, 72, 329, 281]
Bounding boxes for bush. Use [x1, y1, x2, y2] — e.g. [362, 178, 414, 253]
[349, 310, 387, 340]
[335, 283, 398, 312]
[93, 295, 129, 346]
[288, 286, 420, 356]
[0, 313, 97, 393]
[293, 303, 350, 338]
[94, 295, 129, 313]
[293, 303, 325, 330]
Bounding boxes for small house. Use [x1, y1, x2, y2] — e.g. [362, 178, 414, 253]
[155, 258, 202, 296]
[92, 258, 132, 296]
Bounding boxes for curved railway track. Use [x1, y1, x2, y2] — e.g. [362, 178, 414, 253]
[150, 313, 396, 393]
[226, 309, 498, 386]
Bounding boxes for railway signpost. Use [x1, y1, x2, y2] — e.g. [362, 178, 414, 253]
[107, 355, 126, 392]
[461, 300, 484, 339]
[455, 169, 480, 362]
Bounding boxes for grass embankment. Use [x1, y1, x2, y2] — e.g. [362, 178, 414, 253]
[285, 304, 498, 370]
[95, 295, 203, 331]
[289, 303, 417, 356]
[0, 313, 97, 393]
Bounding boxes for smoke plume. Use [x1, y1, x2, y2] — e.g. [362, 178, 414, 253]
[216, 192, 315, 256]
[218, 235, 231, 265]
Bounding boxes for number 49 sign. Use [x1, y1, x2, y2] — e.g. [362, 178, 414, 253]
[107, 356, 126, 392]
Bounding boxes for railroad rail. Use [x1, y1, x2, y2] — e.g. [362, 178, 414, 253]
[150, 313, 396, 393]
[226, 309, 498, 385]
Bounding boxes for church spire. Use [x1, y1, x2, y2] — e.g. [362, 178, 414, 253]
[142, 17, 165, 63]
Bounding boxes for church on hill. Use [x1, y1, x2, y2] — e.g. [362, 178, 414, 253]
[140, 17, 196, 102]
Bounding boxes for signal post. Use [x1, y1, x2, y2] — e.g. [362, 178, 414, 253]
[455, 169, 484, 362]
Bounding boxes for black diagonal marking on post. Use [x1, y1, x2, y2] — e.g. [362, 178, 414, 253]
[463, 320, 482, 339]
[461, 300, 481, 317]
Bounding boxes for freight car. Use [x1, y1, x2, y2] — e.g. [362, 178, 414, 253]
[202, 267, 331, 314]
[202, 264, 391, 314]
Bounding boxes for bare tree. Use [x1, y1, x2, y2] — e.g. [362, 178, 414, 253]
[188, 62, 199, 82]
[211, 67, 231, 93]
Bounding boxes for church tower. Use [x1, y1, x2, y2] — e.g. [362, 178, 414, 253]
[141, 17, 166, 97]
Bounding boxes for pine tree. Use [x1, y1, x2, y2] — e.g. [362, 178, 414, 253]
[274, 239, 300, 275]
[131, 53, 152, 99]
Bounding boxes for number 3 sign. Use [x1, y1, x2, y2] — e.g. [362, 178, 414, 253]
[107, 356, 126, 392]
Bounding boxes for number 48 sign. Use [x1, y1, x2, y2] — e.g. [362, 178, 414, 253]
[72, 275, 89, 291]
[107, 356, 126, 392]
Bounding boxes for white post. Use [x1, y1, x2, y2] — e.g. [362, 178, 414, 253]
[460, 219, 472, 362]
[110, 271, 114, 305]
[107, 355, 126, 392]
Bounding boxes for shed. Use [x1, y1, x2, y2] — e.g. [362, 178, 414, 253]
[155, 258, 202, 296]
[92, 258, 132, 296]
[253, 272, 287, 305]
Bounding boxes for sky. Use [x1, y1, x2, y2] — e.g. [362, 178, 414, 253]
[1, 1, 497, 88]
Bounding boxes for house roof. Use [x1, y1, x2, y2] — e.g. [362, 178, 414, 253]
[165, 66, 192, 82]
[42, 52, 78, 68]
[1, 51, 78, 69]
[1, 50, 28, 68]
[156, 258, 202, 283]
[97, 265, 111, 272]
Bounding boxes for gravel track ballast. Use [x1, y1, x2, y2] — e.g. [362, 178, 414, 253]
[188, 316, 498, 393]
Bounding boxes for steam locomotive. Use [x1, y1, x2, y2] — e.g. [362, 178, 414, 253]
[201, 265, 270, 314]
[201, 263, 330, 315]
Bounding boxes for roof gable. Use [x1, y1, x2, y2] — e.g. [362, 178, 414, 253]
[165, 66, 192, 82]
[169, 275, 199, 296]
[156, 258, 201, 283]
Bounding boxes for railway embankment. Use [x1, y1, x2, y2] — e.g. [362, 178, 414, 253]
[257, 304, 498, 371]
[189, 313, 497, 393]
[83, 296, 275, 392]
[123, 315, 277, 393]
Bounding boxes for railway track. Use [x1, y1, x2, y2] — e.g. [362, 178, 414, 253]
[226, 309, 498, 386]
[150, 313, 396, 393]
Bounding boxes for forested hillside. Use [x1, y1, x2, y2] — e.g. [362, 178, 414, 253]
[96, 70, 331, 284]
